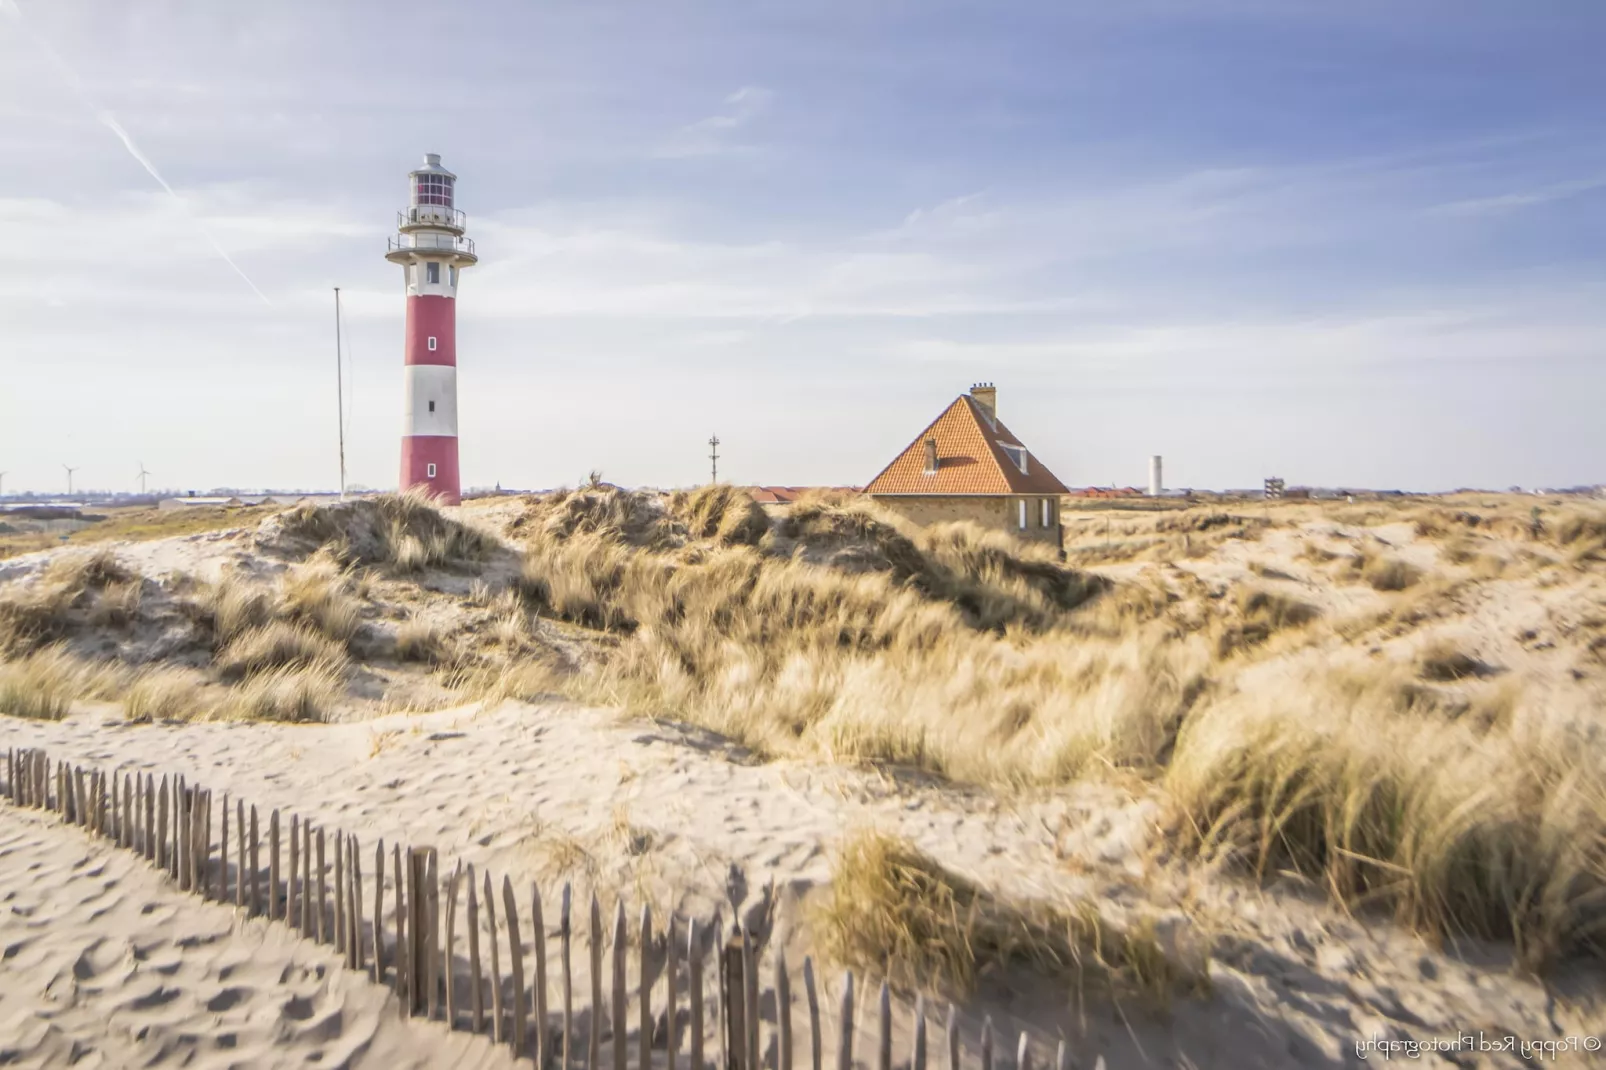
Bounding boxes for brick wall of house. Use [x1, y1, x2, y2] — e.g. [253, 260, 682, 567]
[871, 495, 1062, 546]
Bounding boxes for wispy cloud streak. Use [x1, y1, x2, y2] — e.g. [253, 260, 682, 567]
[1, 0, 274, 307]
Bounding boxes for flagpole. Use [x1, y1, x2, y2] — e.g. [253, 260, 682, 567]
[335, 286, 347, 499]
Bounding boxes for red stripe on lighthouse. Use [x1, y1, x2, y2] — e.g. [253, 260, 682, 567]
[406, 295, 456, 366]
[401, 435, 461, 507]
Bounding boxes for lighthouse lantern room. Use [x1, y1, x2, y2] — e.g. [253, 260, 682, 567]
[386, 153, 478, 506]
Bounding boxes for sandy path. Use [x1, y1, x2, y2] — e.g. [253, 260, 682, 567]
[0, 803, 518, 1069]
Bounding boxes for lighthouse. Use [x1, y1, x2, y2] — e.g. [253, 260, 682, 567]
[386, 153, 478, 506]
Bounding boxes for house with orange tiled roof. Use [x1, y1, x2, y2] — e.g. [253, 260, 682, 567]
[864, 383, 1069, 546]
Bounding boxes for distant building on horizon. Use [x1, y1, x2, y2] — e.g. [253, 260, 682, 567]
[863, 383, 1068, 546]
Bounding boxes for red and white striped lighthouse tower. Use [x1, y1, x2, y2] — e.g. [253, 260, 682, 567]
[386, 153, 478, 506]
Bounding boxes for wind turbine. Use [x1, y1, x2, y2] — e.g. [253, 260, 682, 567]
[64, 465, 79, 497]
[0, 471, 7, 499]
[137, 461, 152, 495]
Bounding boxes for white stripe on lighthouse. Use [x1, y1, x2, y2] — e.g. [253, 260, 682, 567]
[402, 364, 459, 437]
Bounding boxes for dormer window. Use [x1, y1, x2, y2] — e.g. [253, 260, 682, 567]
[999, 443, 1028, 474]
[923, 438, 938, 475]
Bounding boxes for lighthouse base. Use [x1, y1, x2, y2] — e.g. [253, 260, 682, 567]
[400, 435, 461, 506]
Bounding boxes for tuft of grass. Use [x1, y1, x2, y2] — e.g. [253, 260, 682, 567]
[396, 616, 452, 664]
[1416, 638, 1491, 682]
[1362, 555, 1423, 592]
[278, 550, 364, 643]
[214, 620, 347, 680]
[813, 830, 1197, 1001]
[124, 667, 211, 722]
[193, 571, 274, 644]
[214, 659, 343, 722]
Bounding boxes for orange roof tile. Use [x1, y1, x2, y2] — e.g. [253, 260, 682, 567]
[865, 395, 1069, 496]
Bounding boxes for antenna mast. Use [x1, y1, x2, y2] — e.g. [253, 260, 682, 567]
[708, 434, 720, 484]
[335, 287, 347, 499]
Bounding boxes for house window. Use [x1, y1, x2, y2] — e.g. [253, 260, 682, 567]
[426, 463, 438, 478]
[428, 336, 438, 351]
[1018, 500, 1028, 531]
[1041, 499, 1052, 527]
[427, 262, 440, 285]
[999, 444, 1028, 474]
[428, 401, 436, 413]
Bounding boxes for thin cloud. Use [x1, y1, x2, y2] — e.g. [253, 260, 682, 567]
[1430, 176, 1606, 217]
[658, 86, 774, 157]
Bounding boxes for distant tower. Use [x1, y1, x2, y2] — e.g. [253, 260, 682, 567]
[386, 153, 478, 506]
[1149, 455, 1163, 497]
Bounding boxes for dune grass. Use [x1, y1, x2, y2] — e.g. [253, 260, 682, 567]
[814, 830, 1196, 1001]
[274, 490, 495, 571]
[1167, 663, 1606, 971]
[214, 619, 348, 680]
[0, 644, 127, 720]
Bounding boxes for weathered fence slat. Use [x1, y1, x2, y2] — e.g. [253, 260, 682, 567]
[1055, 1039, 1068, 1070]
[718, 919, 731, 1070]
[689, 918, 704, 1070]
[486, 871, 504, 1042]
[804, 956, 822, 1070]
[913, 995, 927, 1070]
[532, 881, 549, 1068]
[446, 861, 462, 1030]
[980, 1016, 994, 1070]
[837, 973, 854, 1070]
[352, 836, 365, 973]
[1017, 1032, 1031, 1070]
[666, 913, 679, 1070]
[288, 815, 300, 926]
[417, 850, 439, 1019]
[613, 900, 628, 1070]
[269, 809, 281, 921]
[334, 827, 346, 952]
[777, 948, 794, 1070]
[560, 884, 573, 1070]
[397, 842, 410, 1017]
[157, 775, 169, 872]
[946, 1005, 960, 1070]
[316, 828, 327, 943]
[469, 865, 484, 1034]
[743, 927, 760, 1070]
[375, 841, 387, 984]
[249, 805, 260, 917]
[199, 791, 212, 899]
[505, 876, 526, 1054]
[588, 892, 603, 1070]
[301, 820, 313, 936]
[877, 981, 892, 1070]
[640, 905, 654, 1070]
[428, 851, 442, 1021]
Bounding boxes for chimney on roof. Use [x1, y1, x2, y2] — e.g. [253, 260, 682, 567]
[923, 438, 938, 474]
[970, 382, 996, 420]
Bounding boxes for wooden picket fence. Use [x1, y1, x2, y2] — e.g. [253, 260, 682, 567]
[2, 747, 1104, 1070]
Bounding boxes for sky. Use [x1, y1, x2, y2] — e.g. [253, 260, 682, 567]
[0, 0, 1603, 495]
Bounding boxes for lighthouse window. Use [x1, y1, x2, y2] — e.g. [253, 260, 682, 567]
[449, 266, 458, 287]
[414, 173, 454, 207]
[428, 401, 436, 413]
[427, 463, 438, 478]
[426, 262, 440, 285]
[427, 336, 438, 351]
